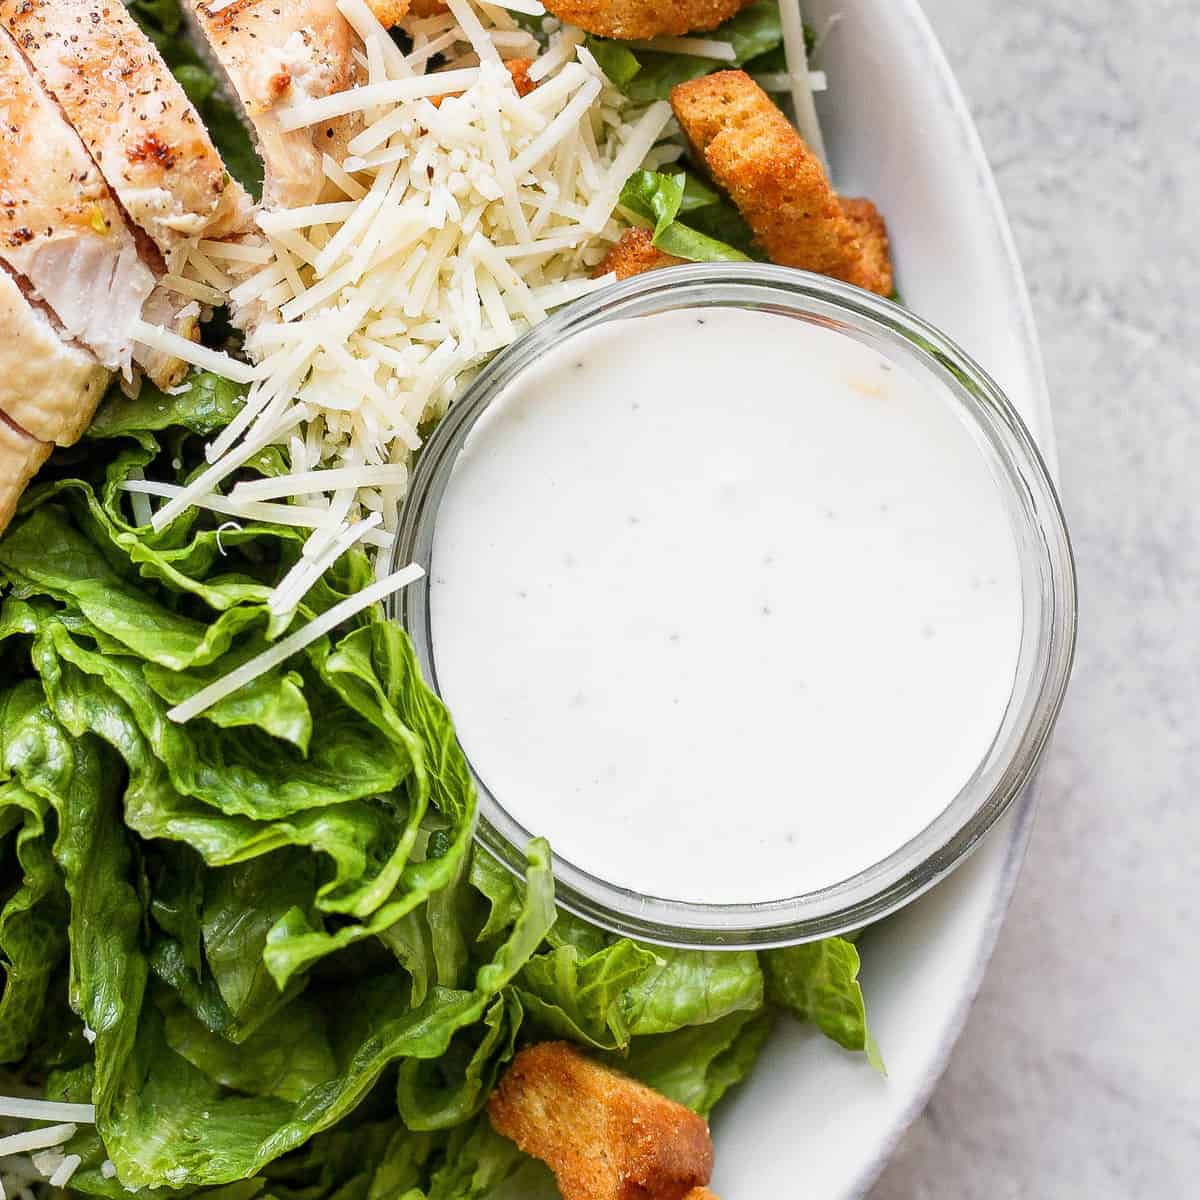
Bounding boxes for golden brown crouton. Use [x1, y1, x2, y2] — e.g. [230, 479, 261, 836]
[365, 0, 411, 23]
[368, 0, 449, 19]
[432, 58, 536, 107]
[594, 228, 688, 280]
[839, 197, 894, 297]
[488, 1042, 714, 1200]
[670, 71, 892, 295]
[542, 0, 751, 40]
[683, 1192, 719, 1200]
[505, 57, 537, 98]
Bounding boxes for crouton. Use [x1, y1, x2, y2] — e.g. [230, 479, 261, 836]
[542, 0, 751, 40]
[488, 1042, 714, 1200]
[839, 197, 894, 297]
[433, 58, 536, 106]
[365, 0, 447, 20]
[365, 0, 411, 23]
[505, 57, 537, 98]
[683, 1192, 719, 1200]
[595, 228, 688, 280]
[670, 71, 892, 295]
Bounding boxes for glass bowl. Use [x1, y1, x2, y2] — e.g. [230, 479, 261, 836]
[389, 264, 1077, 948]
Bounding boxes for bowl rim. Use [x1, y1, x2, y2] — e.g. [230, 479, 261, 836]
[390, 263, 1078, 949]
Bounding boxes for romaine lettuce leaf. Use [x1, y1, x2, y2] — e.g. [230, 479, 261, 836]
[517, 940, 657, 1049]
[161, 991, 337, 1102]
[3, 687, 150, 1137]
[89, 372, 248, 442]
[94, 841, 552, 1188]
[763, 939, 885, 1072]
[621, 948, 763, 1036]
[619, 170, 755, 262]
[395, 990, 522, 1131]
[620, 1007, 774, 1116]
[0, 762, 69, 1062]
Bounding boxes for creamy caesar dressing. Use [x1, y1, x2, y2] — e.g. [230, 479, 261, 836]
[430, 307, 1024, 904]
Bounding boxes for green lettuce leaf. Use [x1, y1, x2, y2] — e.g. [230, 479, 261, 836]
[146, 843, 206, 974]
[97, 841, 553, 1189]
[620, 1007, 774, 1116]
[1, 684, 150, 1133]
[394, 991, 522, 1131]
[28, 612, 409, 825]
[422, 1124, 528, 1200]
[607, 50, 712, 103]
[469, 851, 527, 944]
[202, 853, 317, 1036]
[161, 991, 337, 1102]
[22, 612, 408, 907]
[763, 939, 885, 1072]
[0, 744, 69, 1063]
[517, 940, 657, 1049]
[584, 37, 641, 89]
[621, 948, 763, 1036]
[259, 1119, 526, 1200]
[717, 0, 784, 65]
[619, 171, 755, 263]
[89, 372, 248, 442]
[0, 507, 269, 670]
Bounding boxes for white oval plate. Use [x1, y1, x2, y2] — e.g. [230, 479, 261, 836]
[711, 1, 1054, 1196]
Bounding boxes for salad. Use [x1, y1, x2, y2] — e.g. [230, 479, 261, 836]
[0, 1, 889, 1197]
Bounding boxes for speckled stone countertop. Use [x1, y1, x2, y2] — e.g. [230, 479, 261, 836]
[869, 1, 1200, 1196]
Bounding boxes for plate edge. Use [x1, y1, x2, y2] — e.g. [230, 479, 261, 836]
[846, 1, 1054, 1194]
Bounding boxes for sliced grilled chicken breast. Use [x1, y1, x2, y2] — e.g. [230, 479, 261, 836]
[0, 0, 253, 254]
[0, 29, 196, 389]
[0, 413, 52, 535]
[0, 269, 109, 447]
[0, 30, 155, 373]
[182, 0, 356, 210]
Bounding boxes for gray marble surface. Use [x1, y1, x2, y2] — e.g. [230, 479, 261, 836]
[870, 1, 1200, 1196]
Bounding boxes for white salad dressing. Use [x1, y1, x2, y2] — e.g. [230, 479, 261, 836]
[430, 307, 1024, 904]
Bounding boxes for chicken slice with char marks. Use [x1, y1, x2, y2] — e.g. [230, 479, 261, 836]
[0, 28, 197, 388]
[182, 0, 357, 211]
[0, 268, 109, 447]
[0, 29, 155, 374]
[0, 0, 253, 255]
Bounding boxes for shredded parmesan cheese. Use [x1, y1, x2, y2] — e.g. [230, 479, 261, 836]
[47, 1155, 81, 1189]
[0, 1127, 77, 1158]
[779, 0, 829, 169]
[130, 321, 257, 385]
[0, 1102, 93, 1126]
[135, 0, 828, 622]
[626, 37, 738, 61]
[170, 5, 680, 599]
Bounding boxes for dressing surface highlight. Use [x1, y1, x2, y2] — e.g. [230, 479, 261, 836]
[430, 306, 1024, 904]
